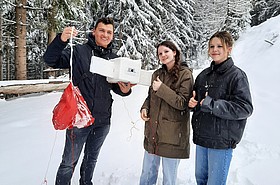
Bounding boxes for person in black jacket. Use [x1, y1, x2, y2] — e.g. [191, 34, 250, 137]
[43, 17, 133, 185]
[188, 31, 253, 185]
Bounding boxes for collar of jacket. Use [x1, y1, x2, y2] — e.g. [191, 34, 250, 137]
[86, 33, 113, 55]
[161, 63, 189, 73]
[206, 57, 234, 75]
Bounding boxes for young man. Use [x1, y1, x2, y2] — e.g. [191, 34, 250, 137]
[43, 17, 133, 185]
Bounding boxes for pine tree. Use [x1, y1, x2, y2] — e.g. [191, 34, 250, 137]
[45, 0, 89, 44]
[95, 0, 195, 69]
[153, 0, 194, 64]
[1, 0, 262, 80]
[0, 3, 3, 80]
[251, 0, 267, 26]
[223, 0, 252, 40]
[0, 0, 16, 80]
[193, 0, 252, 66]
[115, 0, 160, 69]
[251, 0, 280, 26]
[192, 0, 228, 66]
[1, 0, 91, 80]
[266, 0, 280, 18]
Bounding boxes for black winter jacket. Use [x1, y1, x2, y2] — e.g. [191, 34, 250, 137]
[192, 57, 253, 149]
[43, 33, 131, 124]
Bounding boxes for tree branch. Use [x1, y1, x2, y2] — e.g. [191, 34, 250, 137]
[3, 0, 16, 7]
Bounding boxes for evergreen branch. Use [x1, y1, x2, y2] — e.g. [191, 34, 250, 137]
[2, 18, 16, 24]
[3, 0, 16, 7]
[3, 0, 47, 11]
[22, 5, 46, 11]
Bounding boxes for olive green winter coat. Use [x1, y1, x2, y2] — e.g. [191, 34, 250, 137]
[141, 65, 193, 159]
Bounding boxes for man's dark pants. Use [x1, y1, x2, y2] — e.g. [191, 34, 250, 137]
[55, 119, 110, 185]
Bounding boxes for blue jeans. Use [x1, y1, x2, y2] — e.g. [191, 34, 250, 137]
[195, 145, 233, 185]
[139, 151, 180, 185]
[55, 121, 110, 185]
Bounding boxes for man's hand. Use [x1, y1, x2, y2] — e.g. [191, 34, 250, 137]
[61, 27, 78, 42]
[118, 82, 135, 93]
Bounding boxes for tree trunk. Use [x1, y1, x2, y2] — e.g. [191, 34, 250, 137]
[7, 34, 11, 80]
[15, 0, 27, 80]
[47, 0, 58, 44]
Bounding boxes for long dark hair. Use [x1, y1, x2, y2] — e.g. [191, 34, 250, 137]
[156, 40, 182, 90]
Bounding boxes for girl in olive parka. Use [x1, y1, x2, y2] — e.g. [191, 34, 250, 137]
[139, 41, 194, 185]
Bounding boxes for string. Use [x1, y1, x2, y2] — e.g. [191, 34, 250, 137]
[121, 98, 141, 141]
[41, 131, 58, 185]
[69, 27, 77, 183]
[41, 28, 76, 185]
[68, 27, 75, 83]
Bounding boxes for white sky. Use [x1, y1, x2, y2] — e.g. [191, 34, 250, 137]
[1, 15, 280, 185]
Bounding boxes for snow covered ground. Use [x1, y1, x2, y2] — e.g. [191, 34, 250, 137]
[1, 15, 280, 185]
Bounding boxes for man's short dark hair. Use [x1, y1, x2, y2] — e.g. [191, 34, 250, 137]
[89, 17, 114, 30]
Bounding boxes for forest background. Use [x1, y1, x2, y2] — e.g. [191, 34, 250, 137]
[0, 0, 279, 81]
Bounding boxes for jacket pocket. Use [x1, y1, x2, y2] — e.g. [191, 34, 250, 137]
[158, 119, 181, 145]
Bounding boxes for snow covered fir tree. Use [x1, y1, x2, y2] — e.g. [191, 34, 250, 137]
[0, 0, 279, 81]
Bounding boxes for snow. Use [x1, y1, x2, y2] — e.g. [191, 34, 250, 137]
[1, 15, 280, 185]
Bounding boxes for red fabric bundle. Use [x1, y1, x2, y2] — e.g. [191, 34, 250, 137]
[52, 82, 95, 130]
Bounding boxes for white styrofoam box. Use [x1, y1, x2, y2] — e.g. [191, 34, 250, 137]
[90, 56, 115, 78]
[112, 57, 141, 84]
[107, 69, 153, 86]
[138, 70, 153, 86]
[90, 56, 152, 86]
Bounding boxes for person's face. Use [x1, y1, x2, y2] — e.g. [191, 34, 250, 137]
[209, 37, 232, 64]
[93, 22, 114, 48]
[157, 45, 176, 70]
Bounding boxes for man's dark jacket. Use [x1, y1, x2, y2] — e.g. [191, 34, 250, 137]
[192, 57, 253, 149]
[43, 33, 131, 124]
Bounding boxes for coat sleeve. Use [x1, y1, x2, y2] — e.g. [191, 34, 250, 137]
[201, 74, 253, 120]
[155, 70, 194, 111]
[43, 34, 70, 69]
